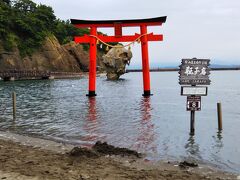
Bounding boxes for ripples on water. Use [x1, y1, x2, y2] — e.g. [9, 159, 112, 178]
[0, 71, 240, 173]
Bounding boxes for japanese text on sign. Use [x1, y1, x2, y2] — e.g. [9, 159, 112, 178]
[179, 58, 210, 85]
[184, 66, 207, 76]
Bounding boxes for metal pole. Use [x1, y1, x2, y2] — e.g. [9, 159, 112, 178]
[217, 102, 222, 131]
[12, 92, 16, 119]
[190, 110, 195, 135]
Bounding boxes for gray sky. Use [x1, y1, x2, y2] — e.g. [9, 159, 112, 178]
[33, 0, 240, 67]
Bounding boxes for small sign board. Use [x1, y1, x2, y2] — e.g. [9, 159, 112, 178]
[187, 96, 201, 111]
[181, 86, 207, 96]
[179, 58, 210, 85]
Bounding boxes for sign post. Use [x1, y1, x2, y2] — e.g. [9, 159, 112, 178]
[179, 58, 210, 135]
[190, 110, 195, 135]
[187, 95, 201, 135]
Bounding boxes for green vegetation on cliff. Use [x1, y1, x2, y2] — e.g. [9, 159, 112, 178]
[0, 0, 90, 57]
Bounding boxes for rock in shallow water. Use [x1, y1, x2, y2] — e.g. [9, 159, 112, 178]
[102, 46, 132, 80]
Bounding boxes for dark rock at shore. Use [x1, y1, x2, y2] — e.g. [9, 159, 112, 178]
[68, 147, 99, 158]
[179, 160, 198, 168]
[92, 141, 142, 158]
[68, 141, 142, 158]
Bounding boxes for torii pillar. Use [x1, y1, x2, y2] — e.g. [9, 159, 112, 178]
[88, 27, 97, 96]
[140, 25, 151, 96]
[71, 16, 167, 97]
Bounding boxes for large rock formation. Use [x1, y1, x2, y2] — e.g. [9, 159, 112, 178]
[0, 36, 133, 78]
[0, 36, 104, 72]
[102, 47, 132, 80]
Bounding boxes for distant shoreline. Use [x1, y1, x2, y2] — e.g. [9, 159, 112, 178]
[126, 67, 240, 72]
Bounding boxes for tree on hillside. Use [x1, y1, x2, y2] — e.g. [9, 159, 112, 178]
[54, 19, 89, 45]
[2, 0, 11, 6]
[0, 0, 96, 56]
[13, 0, 36, 13]
[0, 0, 15, 50]
[34, 4, 56, 31]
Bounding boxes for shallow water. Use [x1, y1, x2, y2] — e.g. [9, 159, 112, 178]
[0, 71, 240, 173]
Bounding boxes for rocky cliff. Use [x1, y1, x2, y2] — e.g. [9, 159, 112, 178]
[0, 35, 104, 72]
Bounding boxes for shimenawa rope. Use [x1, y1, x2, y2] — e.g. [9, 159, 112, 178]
[88, 33, 150, 51]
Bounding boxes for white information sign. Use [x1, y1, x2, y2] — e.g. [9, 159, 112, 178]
[181, 86, 207, 96]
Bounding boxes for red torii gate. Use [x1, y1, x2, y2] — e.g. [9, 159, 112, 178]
[71, 16, 167, 97]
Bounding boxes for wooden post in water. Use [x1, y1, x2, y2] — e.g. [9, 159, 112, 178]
[12, 92, 16, 119]
[190, 110, 195, 135]
[217, 102, 222, 131]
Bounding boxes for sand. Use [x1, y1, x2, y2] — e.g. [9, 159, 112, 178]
[0, 131, 238, 180]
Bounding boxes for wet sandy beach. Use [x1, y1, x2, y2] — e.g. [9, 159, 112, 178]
[0, 131, 238, 180]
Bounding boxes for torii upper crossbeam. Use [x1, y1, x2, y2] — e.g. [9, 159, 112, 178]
[71, 16, 167, 97]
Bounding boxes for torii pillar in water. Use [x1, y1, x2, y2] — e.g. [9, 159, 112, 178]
[71, 16, 167, 97]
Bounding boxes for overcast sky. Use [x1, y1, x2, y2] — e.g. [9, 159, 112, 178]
[33, 0, 240, 67]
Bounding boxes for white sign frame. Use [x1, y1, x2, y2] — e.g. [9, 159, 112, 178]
[181, 86, 208, 96]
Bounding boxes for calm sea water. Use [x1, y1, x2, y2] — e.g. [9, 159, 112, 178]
[0, 71, 240, 173]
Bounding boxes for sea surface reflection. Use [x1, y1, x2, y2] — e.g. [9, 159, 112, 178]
[133, 97, 157, 153]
